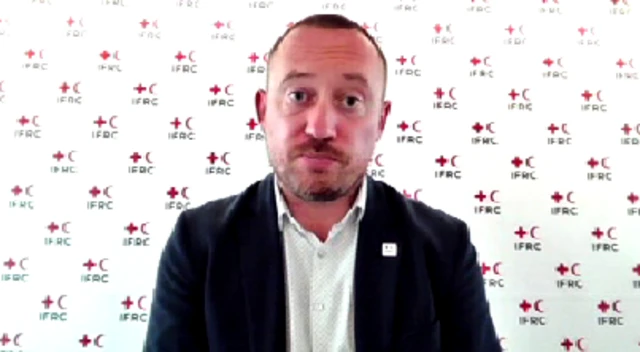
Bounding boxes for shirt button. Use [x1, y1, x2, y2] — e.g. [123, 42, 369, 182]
[317, 249, 326, 258]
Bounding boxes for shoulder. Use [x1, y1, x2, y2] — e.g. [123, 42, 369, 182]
[371, 179, 470, 252]
[173, 178, 263, 248]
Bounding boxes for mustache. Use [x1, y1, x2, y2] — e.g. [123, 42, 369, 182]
[292, 139, 346, 162]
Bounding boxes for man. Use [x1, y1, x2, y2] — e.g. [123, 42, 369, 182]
[145, 13, 501, 352]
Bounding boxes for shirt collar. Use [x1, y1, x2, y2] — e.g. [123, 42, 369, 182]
[274, 174, 367, 231]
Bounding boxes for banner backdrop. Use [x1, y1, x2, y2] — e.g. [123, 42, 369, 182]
[2, 0, 640, 351]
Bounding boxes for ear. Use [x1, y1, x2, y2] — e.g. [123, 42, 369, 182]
[255, 89, 268, 125]
[376, 100, 391, 141]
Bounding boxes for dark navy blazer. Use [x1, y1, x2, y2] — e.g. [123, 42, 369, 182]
[144, 173, 501, 352]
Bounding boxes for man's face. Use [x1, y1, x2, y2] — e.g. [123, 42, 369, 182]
[255, 26, 391, 202]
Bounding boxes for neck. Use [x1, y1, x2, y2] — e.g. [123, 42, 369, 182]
[281, 181, 361, 242]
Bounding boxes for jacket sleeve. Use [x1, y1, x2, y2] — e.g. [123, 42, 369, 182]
[440, 221, 502, 352]
[144, 210, 208, 351]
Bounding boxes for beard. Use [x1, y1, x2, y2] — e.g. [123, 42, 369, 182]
[268, 139, 366, 202]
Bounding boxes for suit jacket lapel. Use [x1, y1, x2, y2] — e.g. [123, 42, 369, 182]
[355, 177, 402, 351]
[237, 173, 287, 352]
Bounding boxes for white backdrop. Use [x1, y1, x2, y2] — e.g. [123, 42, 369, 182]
[1, 0, 640, 351]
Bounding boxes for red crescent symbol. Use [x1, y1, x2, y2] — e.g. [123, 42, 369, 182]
[410, 55, 416, 65]
[79, 18, 84, 27]
[95, 334, 104, 348]
[188, 51, 195, 62]
[104, 186, 112, 198]
[32, 115, 40, 127]
[39, 50, 44, 59]
[109, 116, 117, 129]
[58, 295, 67, 309]
[577, 338, 586, 351]
[185, 117, 193, 130]
[181, 187, 190, 199]
[13, 333, 22, 347]
[596, 90, 603, 101]
[114, 51, 120, 60]
[451, 155, 458, 167]
[601, 157, 609, 169]
[561, 123, 569, 134]
[138, 296, 148, 310]
[493, 262, 502, 275]
[590, 27, 596, 35]
[227, 21, 232, 29]
[25, 185, 34, 197]
[635, 124, 640, 134]
[483, 56, 491, 67]
[530, 226, 539, 239]
[414, 189, 422, 200]
[68, 151, 76, 162]
[145, 152, 153, 164]
[490, 190, 499, 203]
[19, 257, 28, 270]
[221, 152, 230, 165]
[224, 84, 233, 95]
[141, 222, 149, 235]
[612, 300, 621, 313]
[629, 58, 634, 68]
[519, 25, 525, 35]
[375, 154, 383, 167]
[373, 22, 379, 31]
[571, 263, 581, 276]
[525, 156, 534, 168]
[263, 53, 268, 62]
[412, 121, 422, 132]
[486, 122, 495, 133]
[522, 89, 530, 101]
[149, 84, 156, 95]
[567, 192, 574, 203]
[607, 227, 617, 240]
[73, 82, 81, 94]
[557, 57, 564, 67]
[534, 300, 544, 312]
[62, 222, 71, 233]
[449, 87, 456, 100]
[99, 259, 108, 271]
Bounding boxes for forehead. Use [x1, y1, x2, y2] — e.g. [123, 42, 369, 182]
[270, 26, 384, 84]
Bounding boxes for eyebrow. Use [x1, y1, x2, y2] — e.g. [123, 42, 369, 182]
[279, 71, 370, 87]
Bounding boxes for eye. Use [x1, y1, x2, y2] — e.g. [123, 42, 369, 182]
[343, 96, 361, 108]
[288, 91, 308, 103]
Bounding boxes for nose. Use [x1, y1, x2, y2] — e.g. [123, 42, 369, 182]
[304, 99, 337, 140]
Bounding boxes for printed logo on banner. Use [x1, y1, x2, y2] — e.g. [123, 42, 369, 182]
[123, 222, 152, 247]
[208, 83, 234, 107]
[172, 50, 198, 74]
[14, 115, 42, 139]
[1, 258, 29, 282]
[504, 25, 526, 46]
[205, 152, 232, 176]
[367, 153, 385, 179]
[471, 121, 498, 146]
[166, 187, 191, 210]
[120, 295, 149, 322]
[432, 23, 454, 45]
[81, 258, 110, 283]
[542, 57, 567, 80]
[434, 155, 461, 180]
[92, 115, 119, 140]
[247, 52, 269, 74]
[616, 58, 637, 80]
[470, 56, 493, 78]
[129, 152, 155, 175]
[513, 226, 542, 252]
[9, 185, 35, 210]
[169, 116, 195, 141]
[394, 54, 421, 77]
[46, 221, 73, 248]
[212, 20, 234, 41]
